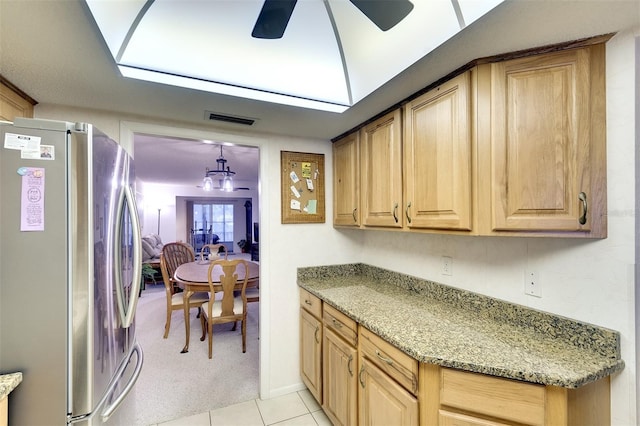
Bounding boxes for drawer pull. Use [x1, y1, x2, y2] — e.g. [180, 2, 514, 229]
[314, 325, 320, 344]
[375, 349, 394, 365]
[359, 366, 365, 388]
[348, 355, 354, 377]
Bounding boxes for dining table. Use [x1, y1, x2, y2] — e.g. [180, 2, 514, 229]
[173, 258, 260, 353]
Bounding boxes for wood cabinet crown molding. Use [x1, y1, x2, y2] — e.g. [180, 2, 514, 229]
[0, 76, 37, 122]
[331, 33, 613, 143]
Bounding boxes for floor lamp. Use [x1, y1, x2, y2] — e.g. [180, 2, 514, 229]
[157, 208, 161, 235]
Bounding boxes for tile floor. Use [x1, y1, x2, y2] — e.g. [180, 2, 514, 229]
[154, 389, 331, 426]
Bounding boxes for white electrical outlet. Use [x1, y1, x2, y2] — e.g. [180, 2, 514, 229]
[442, 256, 453, 276]
[525, 270, 541, 297]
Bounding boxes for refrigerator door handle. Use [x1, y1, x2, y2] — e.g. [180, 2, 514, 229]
[100, 342, 144, 422]
[113, 183, 142, 328]
[67, 343, 144, 424]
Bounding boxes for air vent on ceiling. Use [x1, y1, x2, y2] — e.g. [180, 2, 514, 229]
[205, 111, 256, 126]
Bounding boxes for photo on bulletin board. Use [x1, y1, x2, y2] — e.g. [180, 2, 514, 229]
[281, 151, 325, 224]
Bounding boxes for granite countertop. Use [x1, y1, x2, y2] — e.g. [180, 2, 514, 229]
[0, 372, 22, 400]
[297, 264, 624, 389]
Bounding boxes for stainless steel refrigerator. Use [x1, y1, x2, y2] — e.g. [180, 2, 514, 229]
[0, 118, 144, 425]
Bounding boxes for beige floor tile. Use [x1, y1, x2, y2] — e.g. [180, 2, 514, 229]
[159, 411, 211, 426]
[270, 413, 318, 426]
[296, 389, 320, 412]
[210, 400, 264, 425]
[256, 393, 310, 425]
[310, 410, 332, 426]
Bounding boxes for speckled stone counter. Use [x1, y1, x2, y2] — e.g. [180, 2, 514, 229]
[0, 373, 22, 400]
[297, 263, 624, 389]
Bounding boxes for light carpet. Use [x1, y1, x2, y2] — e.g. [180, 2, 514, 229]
[133, 284, 259, 425]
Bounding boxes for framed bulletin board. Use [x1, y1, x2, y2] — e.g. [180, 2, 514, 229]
[281, 151, 325, 224]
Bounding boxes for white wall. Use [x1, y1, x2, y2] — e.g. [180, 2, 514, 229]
[34, 27, 638, 425]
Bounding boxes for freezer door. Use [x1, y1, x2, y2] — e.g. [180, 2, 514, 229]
[0, 120, 70, 426]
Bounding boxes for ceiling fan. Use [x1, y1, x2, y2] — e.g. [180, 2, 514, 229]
[252, 0, 415, 39]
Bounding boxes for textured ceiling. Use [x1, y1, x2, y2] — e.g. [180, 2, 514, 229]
[1, 0, 638, 187]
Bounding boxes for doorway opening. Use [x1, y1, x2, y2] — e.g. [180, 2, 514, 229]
[127, 125, 262, 424]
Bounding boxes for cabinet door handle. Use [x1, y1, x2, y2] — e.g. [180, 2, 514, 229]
[579, 192, 588, 225]
[314, 325, 320, 344]
[359, 366, 365, 388]
[352, 208, 357, 223]
[375, 349, 394, 365]
[393, 203, 399, 223]
[406, 202, 412, 224]
[348, 355, 354, 377]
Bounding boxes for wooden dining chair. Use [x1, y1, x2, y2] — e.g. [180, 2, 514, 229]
[199, 258, 250, 359]
[160, 242, 209, 339]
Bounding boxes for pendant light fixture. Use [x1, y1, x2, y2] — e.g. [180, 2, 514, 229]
[202, 145, 235, 192]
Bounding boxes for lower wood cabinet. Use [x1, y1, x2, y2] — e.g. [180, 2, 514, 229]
[299, 289, 322, 403]
[359, 326, 419, 426]
[299, 290, 611, 426]
[323, 304, 358, 425]
[359, 357, 419, 425]
[427, 366, 611, 426]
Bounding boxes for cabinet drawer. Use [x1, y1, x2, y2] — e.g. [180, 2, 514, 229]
[300, 288, 322, 318]
[323, 303, 357, 347]
[440, 368, 545, 426]
[439, 409, 512, 426]
[359, 326, 418, 395]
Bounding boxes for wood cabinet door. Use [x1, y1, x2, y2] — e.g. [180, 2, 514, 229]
[404, 72, 472, 231]
[489, 46, 604, 234]
[300, 308, 322, 403]
[358, 357, 418, 426]
[360, 109, 403, 228]
[323, 327, 357, 426]
[333, 132, 360, 227]
[0, 81, 34, 121]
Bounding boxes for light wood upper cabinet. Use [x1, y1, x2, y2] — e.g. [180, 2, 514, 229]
[482, 44, 606, 237]
[334, 41, 607, 238]
[0, 79, 35, 121]
[404, 72, 472, 231]
[333, 132, 360, 227]
[360, 109, 403, 228]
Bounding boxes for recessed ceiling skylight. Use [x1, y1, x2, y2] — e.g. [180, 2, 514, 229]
[85, 0, 503, 113]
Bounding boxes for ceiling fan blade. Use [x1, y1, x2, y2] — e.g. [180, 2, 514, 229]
[252, 0, 298, 39]
[349, 0, 414, 31]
